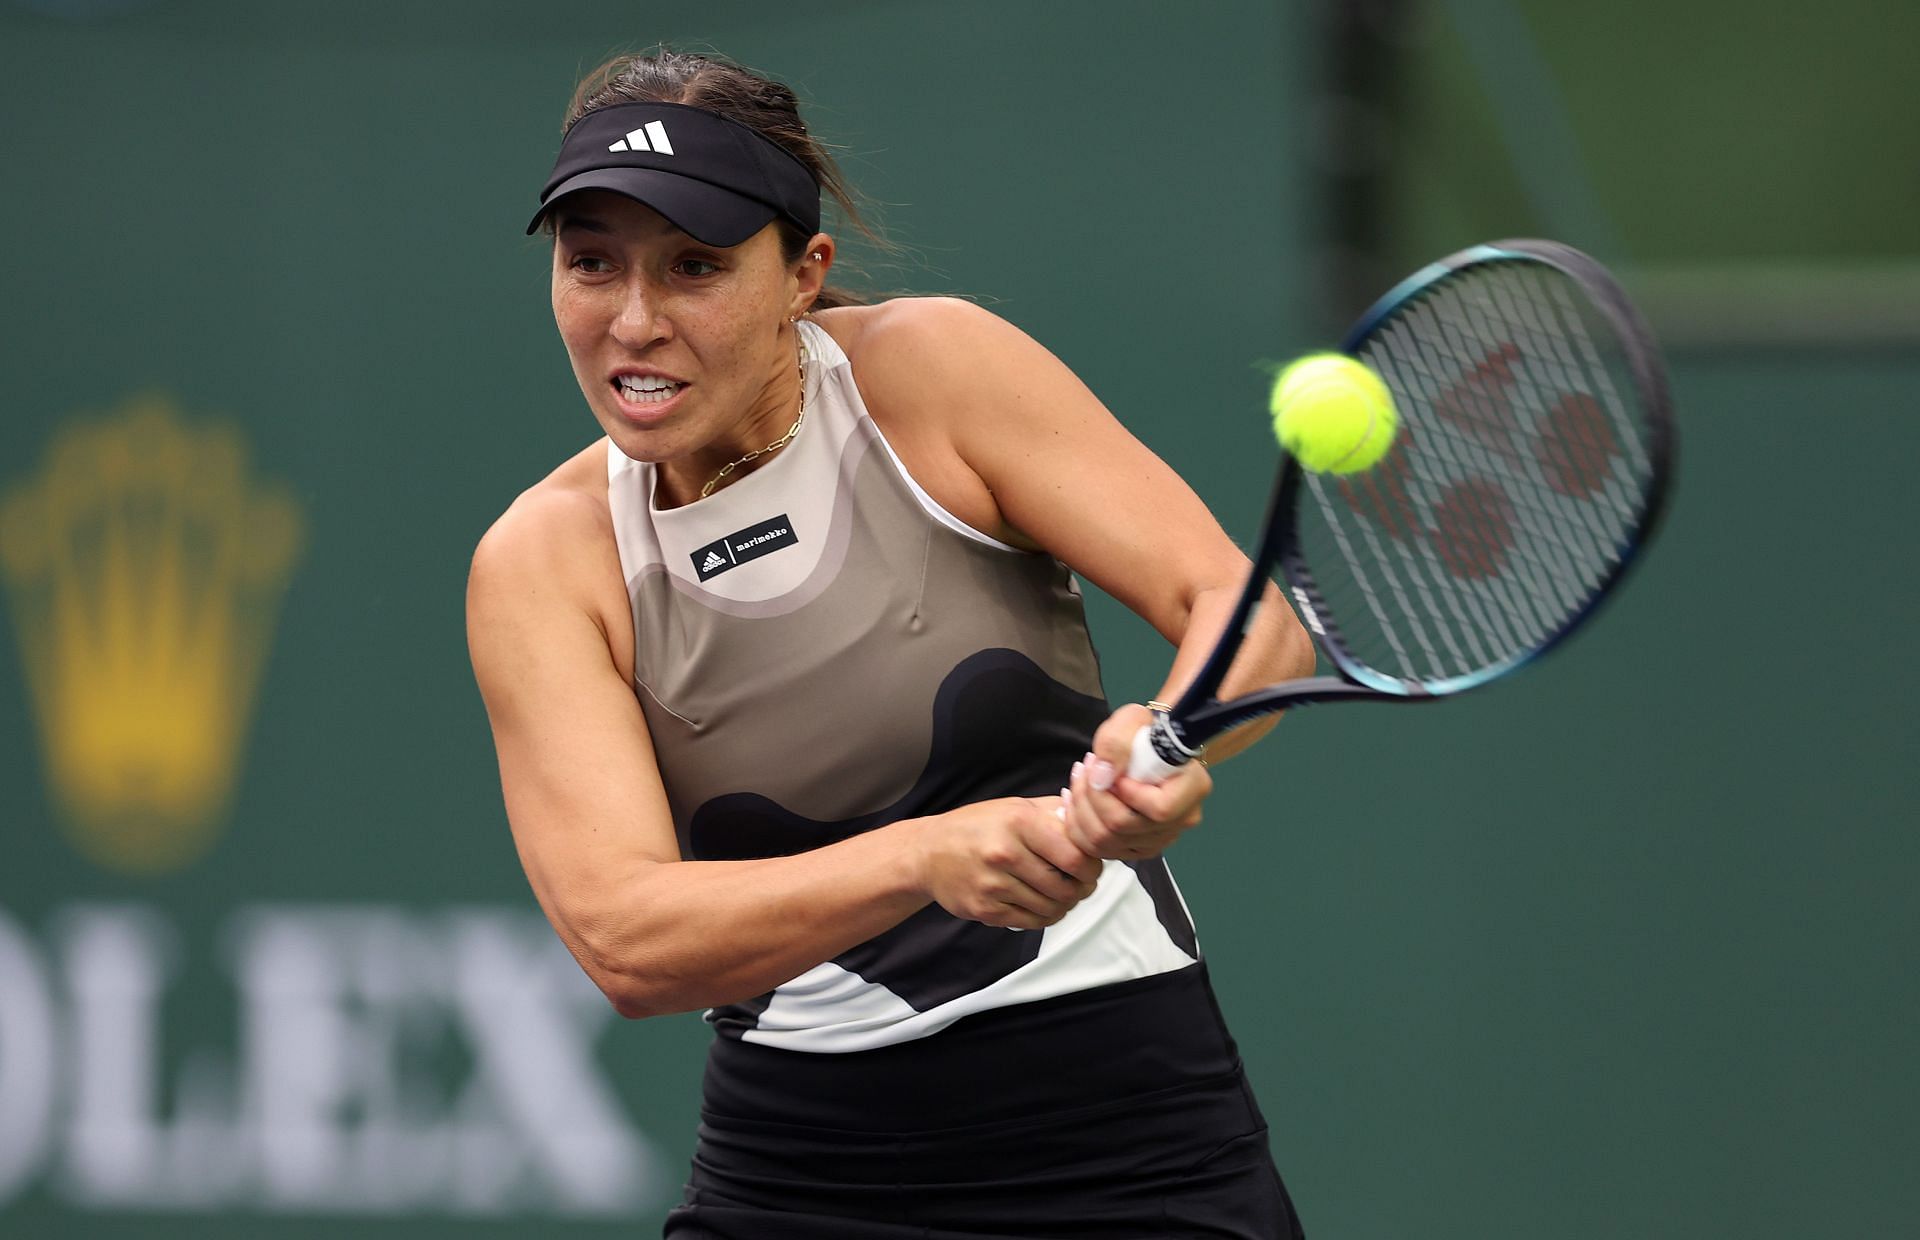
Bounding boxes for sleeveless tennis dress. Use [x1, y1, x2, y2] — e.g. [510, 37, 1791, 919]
[609, 321, 1302, 1238]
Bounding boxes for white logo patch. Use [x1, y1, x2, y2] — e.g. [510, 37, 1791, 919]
[607, 120, 674, 155]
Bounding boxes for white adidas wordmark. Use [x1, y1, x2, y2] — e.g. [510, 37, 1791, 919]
[701, 551, 727, 571]
[609, 121, 674, 155]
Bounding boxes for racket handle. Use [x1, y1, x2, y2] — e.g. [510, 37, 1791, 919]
[1126, 713, 1200, 784]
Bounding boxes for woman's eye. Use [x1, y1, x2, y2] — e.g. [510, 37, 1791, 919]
[569, 255, 613, 274]
[676, 258, 721, 278]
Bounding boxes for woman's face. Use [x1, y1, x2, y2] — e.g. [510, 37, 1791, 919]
[550, 191, 822, 483]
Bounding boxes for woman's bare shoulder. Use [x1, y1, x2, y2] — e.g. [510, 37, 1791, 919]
[473, 440, 613, 566]
[813, 297, 996, 367]
[812, 297, 1027, 435]
[809, 298, 1048, 548]
[468, 439, 630, 631]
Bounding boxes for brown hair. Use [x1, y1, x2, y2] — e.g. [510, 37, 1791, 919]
[564, 49, 880, 310]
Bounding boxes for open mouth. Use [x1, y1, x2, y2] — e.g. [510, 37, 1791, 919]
[613, 374, 686, 405]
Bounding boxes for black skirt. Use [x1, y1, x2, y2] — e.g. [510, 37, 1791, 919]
[664, 964, 1306, 1239]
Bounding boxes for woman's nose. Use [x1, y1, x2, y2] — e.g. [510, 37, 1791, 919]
[610, 279, 669, 347]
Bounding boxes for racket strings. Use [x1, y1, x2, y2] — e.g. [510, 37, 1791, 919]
[1300, 261, 1658, 687]
[1355, 309, 1566, 657]
[1374, 301, 1620, 664]
[1383, 303, 1575, 642]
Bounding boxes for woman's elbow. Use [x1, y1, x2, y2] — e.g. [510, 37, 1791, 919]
[603, 985, 659, 1021]
[1283, 611, 1318, 680]
[1262, 581, 1318, 679]
[586, 957, 689, 1020]
[567, 919, 681, 1019]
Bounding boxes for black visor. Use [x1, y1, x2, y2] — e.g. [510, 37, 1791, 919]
[526, 101, 821, 247]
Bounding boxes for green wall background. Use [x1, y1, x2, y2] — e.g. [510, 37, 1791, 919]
[2, 2, 1914, 1238]
[1385, 0, 1920, 267]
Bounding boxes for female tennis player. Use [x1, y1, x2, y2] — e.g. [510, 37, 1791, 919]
[468, 48, 1314, 1239]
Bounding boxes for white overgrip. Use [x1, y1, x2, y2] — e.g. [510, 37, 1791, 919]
[1126, 719, 1193, 784]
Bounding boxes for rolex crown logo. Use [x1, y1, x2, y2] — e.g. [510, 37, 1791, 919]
[0, 395, 304, 873]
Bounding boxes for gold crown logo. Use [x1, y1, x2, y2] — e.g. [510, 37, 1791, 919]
[0, 395, 304, 873]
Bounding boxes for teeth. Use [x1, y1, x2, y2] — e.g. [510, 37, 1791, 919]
[615, 375, 684, 405]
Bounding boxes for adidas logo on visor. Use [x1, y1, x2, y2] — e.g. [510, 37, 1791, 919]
[608, 120, 674, 155]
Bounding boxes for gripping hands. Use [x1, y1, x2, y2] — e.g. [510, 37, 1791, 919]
[1058, 703, 1210, 862]
[917, 705, 1212, 931]
[917, 797, 1102, 930]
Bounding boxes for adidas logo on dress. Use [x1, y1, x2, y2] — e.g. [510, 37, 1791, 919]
[701, 551, 726, 572]
[608, 121, 674, 155]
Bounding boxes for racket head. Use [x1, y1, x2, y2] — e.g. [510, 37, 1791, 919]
[1278, 239, 1675, 699]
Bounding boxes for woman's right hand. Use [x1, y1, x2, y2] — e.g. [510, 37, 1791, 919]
[916, 798, 1104, 930]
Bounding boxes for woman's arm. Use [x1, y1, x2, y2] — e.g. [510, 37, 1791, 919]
[835, 297, 1312, 700]
[835, 298, 1316, 855]
[466, 476, 1100, 1017]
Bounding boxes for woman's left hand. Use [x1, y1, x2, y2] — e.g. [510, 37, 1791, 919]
[1058, 703, 1211, 861]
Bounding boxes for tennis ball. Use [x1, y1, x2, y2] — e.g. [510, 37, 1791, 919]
[1269, 353, 1398, 474]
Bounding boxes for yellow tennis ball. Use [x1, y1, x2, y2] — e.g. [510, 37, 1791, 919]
[1269, 353, 1398, 474]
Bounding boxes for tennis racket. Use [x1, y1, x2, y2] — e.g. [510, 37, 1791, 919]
[1129, 238, 1675, 781]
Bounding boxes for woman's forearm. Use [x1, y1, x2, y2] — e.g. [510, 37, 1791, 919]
[561, 820, 932, 1018]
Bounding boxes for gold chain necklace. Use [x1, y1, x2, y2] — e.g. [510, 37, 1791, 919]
[700, 344, 807, 499]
